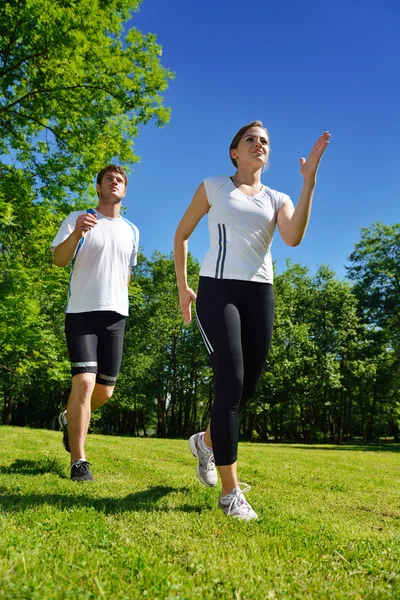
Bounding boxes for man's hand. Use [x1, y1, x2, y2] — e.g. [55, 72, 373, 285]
[73, 212, 97, 239]
[54, 213, 97, 267]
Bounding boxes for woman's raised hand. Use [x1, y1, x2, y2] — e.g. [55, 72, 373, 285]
[300, 131, 330, 180]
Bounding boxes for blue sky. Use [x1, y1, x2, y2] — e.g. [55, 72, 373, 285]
[121, 0, 399, 279]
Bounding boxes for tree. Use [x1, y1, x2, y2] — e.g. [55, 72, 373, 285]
[347, 222, 400, 440]
[0, 168, 71, 424]
[309, 265, 366, 442]
[129, 252, 210, 438]
[347, 223, 400, 344]
[252, 261, 316, 442]
[0, 0, 173, 424]
[0, 0, 173, 197]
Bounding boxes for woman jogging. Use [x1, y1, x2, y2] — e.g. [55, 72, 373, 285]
[174, 121, 330, 520]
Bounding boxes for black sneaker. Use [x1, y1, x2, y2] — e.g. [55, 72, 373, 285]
[70, 460, 94, 482]
[58, 410, 70, 453]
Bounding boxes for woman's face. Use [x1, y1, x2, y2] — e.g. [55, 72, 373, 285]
[230, 126, 269, 169]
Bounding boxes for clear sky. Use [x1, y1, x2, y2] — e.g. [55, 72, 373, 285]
[120, 0, 399, 279]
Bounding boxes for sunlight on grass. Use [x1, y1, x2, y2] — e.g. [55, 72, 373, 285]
[0, 426, 399, 599]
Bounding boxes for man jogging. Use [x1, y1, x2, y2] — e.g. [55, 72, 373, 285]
[51, 165, 139, 481]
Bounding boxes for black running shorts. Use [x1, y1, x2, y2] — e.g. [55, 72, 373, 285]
[65, 311, 126, 386]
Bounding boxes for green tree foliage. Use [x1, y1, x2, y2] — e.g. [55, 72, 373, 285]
[1, 3, 398, 443]
[309, 266, 365, 442]
[0, 168, 70, 424]
[1, 246, 399, 442]
[0, 0, 173, 423]
[347, 222, 400, 342]
[241, 259, 394, 444]
[252, 261, 315, 443]
[96, 252, 213, 438]
[0, 0, 173, 196]
[347, 222, 400, 441]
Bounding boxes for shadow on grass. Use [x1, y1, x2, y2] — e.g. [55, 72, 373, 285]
[0, 485, 204, 514]
[281, 444, 400, 452]
[0, 458, 66, 477]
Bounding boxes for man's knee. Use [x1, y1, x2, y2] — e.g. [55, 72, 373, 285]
[92, 384, 114, 405]
[71, 372, 97, 398]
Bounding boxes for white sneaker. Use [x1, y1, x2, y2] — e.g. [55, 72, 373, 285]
[188, 432, 217, 487]
[218, 484, 258, 520]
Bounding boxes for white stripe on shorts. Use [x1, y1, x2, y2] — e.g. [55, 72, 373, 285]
[71, 361, 97, 367]
[98, 373, 117, 382]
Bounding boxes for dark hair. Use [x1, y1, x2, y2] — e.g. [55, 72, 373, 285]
[96, 164, 128, 187]
[229, 121, 269, 168]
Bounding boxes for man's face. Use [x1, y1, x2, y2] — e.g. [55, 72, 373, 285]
[96, 171, 127, 203]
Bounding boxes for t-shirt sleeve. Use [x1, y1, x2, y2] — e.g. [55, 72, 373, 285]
[202, 178, 213, 206]
[130, 226, 139, 267]
[275, 191, 291, 213]
[50, 212, 78, 252]
[202, 176, 227, 207]
[203, 177, 216, 206]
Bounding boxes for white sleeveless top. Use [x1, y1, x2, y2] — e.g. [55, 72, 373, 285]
[199, 176, 289, 283]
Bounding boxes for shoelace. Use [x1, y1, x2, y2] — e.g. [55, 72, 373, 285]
[206, 454, 216, 472]
[199, 441, 216, 471]
[225, 483, 252, 516]
[72, 461, 91, 473]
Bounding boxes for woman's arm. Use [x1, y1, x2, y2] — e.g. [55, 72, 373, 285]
[277, 131, 330, 247]
[174, 182, 209, 323]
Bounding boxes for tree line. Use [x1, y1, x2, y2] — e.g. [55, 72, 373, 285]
[1, 0, 399, 443]
[1, 222, 399, 444]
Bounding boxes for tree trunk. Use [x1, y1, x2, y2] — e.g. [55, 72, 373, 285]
[157, 389, 166, 437]
[2, 391, 12, 424]
[367, 386, 378, 442]
[168, 336, 178, 437]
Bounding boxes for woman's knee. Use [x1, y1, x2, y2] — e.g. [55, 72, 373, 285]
[215, 372, 243, 408]
[242, 378, 259, 401]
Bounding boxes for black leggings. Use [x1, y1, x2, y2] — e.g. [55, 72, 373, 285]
[196, 276, 274, 466]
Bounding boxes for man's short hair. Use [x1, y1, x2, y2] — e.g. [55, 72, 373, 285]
[96, 165, 128, 187]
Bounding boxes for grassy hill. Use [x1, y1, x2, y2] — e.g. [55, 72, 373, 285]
[0, 426, 399, 599]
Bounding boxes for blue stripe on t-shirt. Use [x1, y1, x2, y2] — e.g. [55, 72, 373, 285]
[121, 215, 138, 247]
[66, 237, 85, 310]
[121, 217, 138, 269]
[66, 209, 94, 310]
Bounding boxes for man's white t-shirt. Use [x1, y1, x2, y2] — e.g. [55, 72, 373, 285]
[199, 176, 290, 283]
[51, 210, 139, 316]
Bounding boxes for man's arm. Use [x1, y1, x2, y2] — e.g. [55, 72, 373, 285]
[54, 231, 82, 267]
[53, 213, 97, 267]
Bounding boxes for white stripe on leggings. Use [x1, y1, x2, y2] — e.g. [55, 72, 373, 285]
[196, 313, 214, 354]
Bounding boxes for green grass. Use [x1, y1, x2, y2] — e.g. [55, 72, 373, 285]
[0, 426, 399, 599]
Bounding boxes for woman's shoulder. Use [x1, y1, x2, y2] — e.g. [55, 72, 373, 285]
[202, 176, 231, 204]
[202, 175, 230, 189]
[263, 186, 291, 209]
